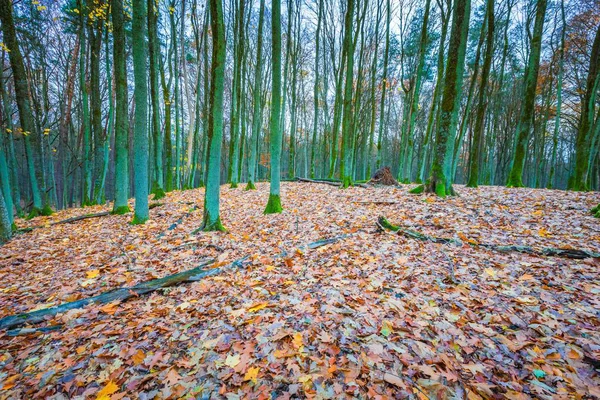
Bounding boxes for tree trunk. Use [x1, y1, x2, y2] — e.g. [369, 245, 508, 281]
[506, 0, 548, 187]
[131, 0, 149, 224]
[264, 0, 284, 213]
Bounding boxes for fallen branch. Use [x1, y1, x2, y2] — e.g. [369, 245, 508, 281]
[295, 177, 369, 189]
[377, 216, 600, 259]
[0, 258, 221, 331]
[17, 203, 164, 233]
[17, 211, 111, 233]
[0, 235, 348, 332]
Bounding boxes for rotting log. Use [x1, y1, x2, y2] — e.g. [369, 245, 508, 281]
[0, 235, 349, 332]
[295, 177, 369, 189]
[0, 258, 218, 331]
[17, 203, 163, 233]
[17, 211, 111, 233]
[377, 216, 600, 259]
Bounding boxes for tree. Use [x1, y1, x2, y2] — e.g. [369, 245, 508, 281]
[547, 0, 566, 189]
[131, 0, 150, 224]
[201, 0, 227, 231]
[111, 0, 130, 215]
[569, 23, 600, 191]
[246, 0, 266, 190]
[0, 0, 49, 217]
[376, 0, 391, 171]
[466, 0, 494, 187]
[423, 0, 471, 196]
[148, 0, 165, 199]
[0, 188, 10, 243]
[264, 0, 283, 213]
[339, 0, 355, 188]
[506, 0, 548, 188]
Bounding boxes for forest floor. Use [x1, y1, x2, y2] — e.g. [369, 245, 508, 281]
[0, 182, 599, 399]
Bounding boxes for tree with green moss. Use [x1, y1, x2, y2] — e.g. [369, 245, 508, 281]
[466, 0, 494, 188]
[246, 0, 265, 191]
[420, 0, 471, 197]
[569, 23, 600, 191]
[0, 0, 49, 217]
[506, 0, 547, 188]
[201, 0, 227, 231]
[111, 0, 130, 215]
[131, 0, 149, 224]
[339, 0, 355, 189]
[148, 0, 165, 200]
[0, 188, 10, 243]
[264, 0, 283, 213]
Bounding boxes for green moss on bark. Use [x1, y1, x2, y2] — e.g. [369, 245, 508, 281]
[26, 207, 42, 220]
[245, 181, 256, 190]
[341, 176, 353, 189]
[151, 185, 166, 200]
[112, 205, 130, 215]
[41, 205, 54, 216]
[131, 214, 148, 225]
[409, 184, 425, 194]
[264, 194, 283, 214]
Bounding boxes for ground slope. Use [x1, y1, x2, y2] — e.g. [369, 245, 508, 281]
[0, 182, 599, 398]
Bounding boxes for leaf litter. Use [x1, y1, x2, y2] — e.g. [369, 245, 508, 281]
[0, 182, 599, 398]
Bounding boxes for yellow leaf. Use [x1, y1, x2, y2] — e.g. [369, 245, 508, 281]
[247, 302, 268, 313]
[538, 227, 551, 237]
[243, 367, 259, 383]
[484, 267, 496, 277]
[292, 332, 303, 348]
[96, 380, 119, 399]
[87, 269, 100, 279]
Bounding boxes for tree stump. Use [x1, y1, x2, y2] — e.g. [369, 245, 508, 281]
[369, 167, 398, 186]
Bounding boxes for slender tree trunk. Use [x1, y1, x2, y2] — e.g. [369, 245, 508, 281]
[247, 0, 266, 189]
[111, 0, 130, 214]
[201, 0, 227, 230]
[339, 0, 355, 188]
[0, 0, 47, 216]
[425, 0, 471, 197]
[149, 0, 165, 199]
[506, 0, 548, 187]
[264, 0, 283, 213]
[418, 4, 449, 183]
[569, 23, 600, 191]
[548, 0, 565, 189]
[91, 10, 105, 205]
[466, 0, 494, 187]
[376, 0, 390, 171]
[132, 0, 149, 224]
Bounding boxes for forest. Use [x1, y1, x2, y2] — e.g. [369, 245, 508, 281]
[0, 0, 599, 397]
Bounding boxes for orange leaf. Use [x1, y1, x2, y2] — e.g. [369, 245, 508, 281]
[96, 380, 119, 400]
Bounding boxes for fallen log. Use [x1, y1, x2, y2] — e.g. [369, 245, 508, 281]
[295, 177, 369, 189]
[0, 235, 348, 332]
[17, 211, 111, 233]
[377, 216, 600, 259]
[16, 203, 164, 233]
[0, 258, 220, 331]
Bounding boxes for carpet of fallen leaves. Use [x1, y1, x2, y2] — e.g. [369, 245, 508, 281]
[0, 182, 599, 399]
